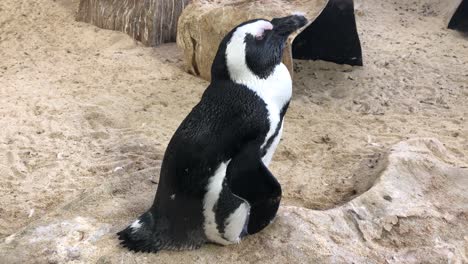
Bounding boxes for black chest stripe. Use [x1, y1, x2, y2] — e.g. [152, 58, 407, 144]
[260, 101, 290, 157]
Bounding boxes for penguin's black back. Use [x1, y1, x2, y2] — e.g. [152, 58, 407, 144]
[160, 80, 270, 196]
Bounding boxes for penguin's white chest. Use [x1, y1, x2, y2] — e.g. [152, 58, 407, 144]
[224, 38, 292, 166]
[241, 63, 292, 165]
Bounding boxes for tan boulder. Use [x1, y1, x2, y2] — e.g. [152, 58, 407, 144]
[176, 0, 328, 81]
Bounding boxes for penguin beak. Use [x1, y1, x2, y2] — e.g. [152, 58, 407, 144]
[270, 14, 308, 37]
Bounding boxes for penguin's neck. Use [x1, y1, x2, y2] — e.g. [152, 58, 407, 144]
[225, 42, 292, 110]
[236, 63, 292, 110]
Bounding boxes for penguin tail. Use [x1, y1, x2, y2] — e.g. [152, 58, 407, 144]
[117, 211, 166, 253]
[117, 211, 204, 253]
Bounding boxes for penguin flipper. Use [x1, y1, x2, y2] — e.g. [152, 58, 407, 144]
[227, 143, 282, 235]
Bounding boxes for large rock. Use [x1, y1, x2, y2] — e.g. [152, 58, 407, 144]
[2, 138, 467, 263]
[77, 0, 190, 46]
[270, 139, 468, 263]
[176, 0, 328, 81]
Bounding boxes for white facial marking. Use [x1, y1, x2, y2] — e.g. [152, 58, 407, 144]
[226, 20, 276, 83]
[226, 21, 292, 166]
[130, 219, 141, 233]
[203, 161, 233, 245]
[223, 202, 250, 243]
[170, 194, 176, 200]
[233, 20, 273, 40]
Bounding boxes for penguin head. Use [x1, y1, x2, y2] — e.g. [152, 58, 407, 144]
[211, 15, 308, 81]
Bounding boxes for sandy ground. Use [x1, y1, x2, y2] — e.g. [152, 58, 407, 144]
[0, 0, 467, 261]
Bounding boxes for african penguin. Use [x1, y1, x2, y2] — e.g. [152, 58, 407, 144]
[117, 14, 308, 253]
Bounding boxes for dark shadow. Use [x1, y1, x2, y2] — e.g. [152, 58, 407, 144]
[448, 0, 468, 33]
[292, 0, 363, 66]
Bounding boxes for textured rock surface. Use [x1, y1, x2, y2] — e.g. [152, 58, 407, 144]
[176, 0, 328, 80]
[2, 138, 467, 263]
[77, 0, 190, 46]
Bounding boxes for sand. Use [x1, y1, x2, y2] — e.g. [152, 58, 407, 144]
[0, 0, 467, 262]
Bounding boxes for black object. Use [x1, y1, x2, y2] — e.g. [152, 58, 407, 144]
[448, 0, 468, 33]
[292, 0, 363, 66]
